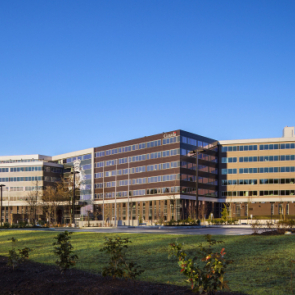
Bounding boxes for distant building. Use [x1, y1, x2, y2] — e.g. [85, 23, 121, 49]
[1, 127, 295, 224]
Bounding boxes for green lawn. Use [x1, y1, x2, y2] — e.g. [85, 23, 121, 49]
[0, 230, 294, 295]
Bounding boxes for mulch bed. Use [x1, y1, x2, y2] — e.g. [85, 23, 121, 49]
[0, 256, 246, 295]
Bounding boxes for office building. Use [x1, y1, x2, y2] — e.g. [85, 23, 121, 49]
[1, 126, 294, 224]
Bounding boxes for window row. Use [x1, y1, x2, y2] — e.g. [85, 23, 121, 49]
[222, 190, 295, 197]
[95, 139, 162, 158]
[260, 143, 295, 150]
[95, 174, 180, 188]
[163, 136, 178, 145]
[181, 136, 212, 149]
[222, 145, 258, 152]
[66, 154, 91, 163]
[95, 149, 180, 168]
[44, 176, 61, 182]
[0, 167, 43, 173]
[222, 155, 295, 163]
[222, 179, 257, 185]
[180, 149, 218, 163]
[44, 167, 63, 173]
[222, 191, 258, 197]
[222, 143, 295, 153]
[222, 157, 237, 163]
[0, 159, 42, 164]
[94, 186, 181, 199]
[180, 187, 217, 197]
[4, 186, 43, 192]
[259, 190, 295, 196]
[222, 166, 295, 174]
[221, 169, 237, 175]
[240, 167, 295, 174]
[180, 161, 218, 172]
[222, 178, 295, 185]
[95, 161, 180, 179]
[0, 176, 43, 182]
[148, 174, 179, 183]
[147, 186, 180, 195]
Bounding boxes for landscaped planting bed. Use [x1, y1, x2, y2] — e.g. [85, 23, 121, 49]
[0, 230, 294, 294]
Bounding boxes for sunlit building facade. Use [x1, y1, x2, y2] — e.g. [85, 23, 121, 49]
[1, 126, 295, 224]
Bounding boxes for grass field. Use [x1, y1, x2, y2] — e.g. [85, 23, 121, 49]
[0, 230, 294, 295]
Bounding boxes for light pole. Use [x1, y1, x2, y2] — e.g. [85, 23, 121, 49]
[0, 184, 6, 227]
[71, 171, 80, 227]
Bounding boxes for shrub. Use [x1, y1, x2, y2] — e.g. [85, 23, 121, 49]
[169, 235, 233, 294]
[251, 220, 261, 235]
[53, 231, 78, 273]
[100, 236, 144, 279]
[7, 237, 33, 270]
[3, 222, 10, 229]
[221, 205, 229, 223]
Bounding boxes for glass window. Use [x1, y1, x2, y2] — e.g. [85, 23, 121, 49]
[222, 157, 227, 163]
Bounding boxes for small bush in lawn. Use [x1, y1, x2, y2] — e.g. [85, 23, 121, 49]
[169, 234, 233, 295]
[53, 231, 78, 273]
[100, 236, 144, 279]
[2, 222, 10, 229]
[251, 220, 261, 234]
[7, 237, 33, 270]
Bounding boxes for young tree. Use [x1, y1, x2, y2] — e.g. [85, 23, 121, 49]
[42, 177, 72, 225]
[25, 180, 41, 225]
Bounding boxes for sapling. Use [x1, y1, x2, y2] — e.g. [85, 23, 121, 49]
[100, 236, 144, 279]
[169, 235, 233, 294]
[53, 231, 78, 273]
[7, 237, 33, 270]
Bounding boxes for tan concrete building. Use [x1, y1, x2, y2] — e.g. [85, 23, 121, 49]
[0, 155, 63, 224]
[2, 127, 295, 225]
[219, 126, 295, 218]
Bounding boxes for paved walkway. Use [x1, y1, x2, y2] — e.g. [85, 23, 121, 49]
[17, 226, 263, 235]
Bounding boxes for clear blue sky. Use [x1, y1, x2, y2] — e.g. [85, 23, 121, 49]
[1, 0, 295, 156]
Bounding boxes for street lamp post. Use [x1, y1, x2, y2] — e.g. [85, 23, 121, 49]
[0, 184, 6, 227]
[71, 171, 80, 227]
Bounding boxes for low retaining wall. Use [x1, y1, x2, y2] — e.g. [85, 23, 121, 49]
[78, 220, 139, 227]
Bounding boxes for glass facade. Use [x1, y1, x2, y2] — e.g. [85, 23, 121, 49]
[63, 153, 93, 217]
